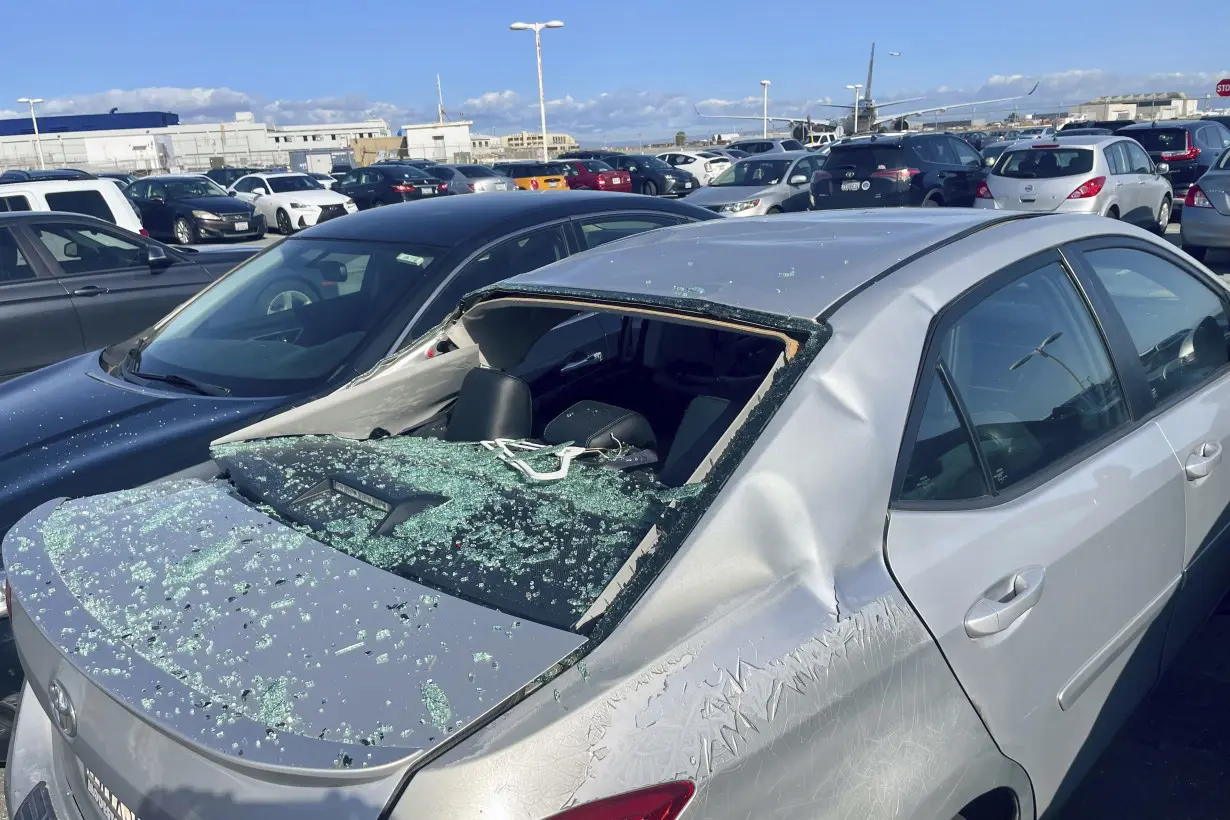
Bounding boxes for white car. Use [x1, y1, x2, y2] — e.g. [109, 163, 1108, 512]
[227, 172, 357, 234]
[0, 178, 145, 235]
[656, 150, 733, 186]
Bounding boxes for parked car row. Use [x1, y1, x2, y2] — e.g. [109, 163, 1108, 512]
[8, 179, 1230, 820]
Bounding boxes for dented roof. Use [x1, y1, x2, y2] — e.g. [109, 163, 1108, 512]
[503, 209, 1020, 320]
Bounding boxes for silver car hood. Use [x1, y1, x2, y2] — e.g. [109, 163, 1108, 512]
[4, 479, 585, 772]
[685, 185, 777, 206]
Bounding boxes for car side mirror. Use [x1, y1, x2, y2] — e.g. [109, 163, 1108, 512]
[143, 244, 172, 268]
[1155, 162, 1170, 175]
[253, 188, 267, 197]
[788, 174, 809, 186]
[63, 241, 80, 259]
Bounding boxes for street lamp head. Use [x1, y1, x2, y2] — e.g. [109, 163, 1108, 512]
[18, 97, 44, 105]
[760, 80, 771, 87]
[544, 20, 564, 27]
[846, 84, 862, 91]
[509, 22, 530, 30]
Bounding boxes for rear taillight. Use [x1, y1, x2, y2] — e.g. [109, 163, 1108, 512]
[1161, 132, 1200, 162]
[870, 167, 921, 182]
[597, 175, 608, 186]
[543, 782, 695, 820]
[139, 228, 149, 237]
[438, 182, 449, 193]
[466, 183, 476, 192]
[391, 183, 414, 193]
[1186, 184, 1213, 208]
[1067, 176, 1106, 199]
[976, 180, 993, 199]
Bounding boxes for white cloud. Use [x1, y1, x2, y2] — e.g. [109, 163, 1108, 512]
[12, 67, 1230, 145]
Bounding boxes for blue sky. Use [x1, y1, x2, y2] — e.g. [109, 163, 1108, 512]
[2, 0, 1228, 141]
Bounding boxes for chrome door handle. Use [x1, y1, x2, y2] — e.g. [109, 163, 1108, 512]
[964, 566, 1046, 638]
[1185, 441, 1223, 480]
[71, 285, 108, 297]
[560, 350, 603, 374]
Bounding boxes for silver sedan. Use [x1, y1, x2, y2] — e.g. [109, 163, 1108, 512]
[8, 210, 1230, 820]
[425, 163, 519, 194]
[1179, 147, 1230, 262]
[684, 150, 822, 215]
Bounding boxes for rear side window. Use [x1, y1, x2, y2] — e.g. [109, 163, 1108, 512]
[0, 195, 31, 212]
[0, 227, 34, 283]
[43, 190, 116, 224]
[905, 260, 1129, 498]
[824, 146, 911, 172]
[899, 368, 989, 501]
[781, 140, 805, 151]
[993, 149, 1094, 179]
[1084, 247, 1230, 405]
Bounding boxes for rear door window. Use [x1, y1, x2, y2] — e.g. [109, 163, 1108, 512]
[899, 366, 989, 501]
[1123, 141, 1154, 174]
[923, 259, 1129, 494]
[32, 223, 144, 276]
[1103, 143, 1130, 175]
[0, 195, 31, 212]
[993, 148, 1094, 179]
[0, 227, 35, 282]
[43, 189, 116, 224]
[950, 138, 983, 167]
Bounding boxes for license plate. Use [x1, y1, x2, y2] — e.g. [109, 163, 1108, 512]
[234, 221, 248, 231]
[549, 181, 560, 187]
[684, 181, 693, 188]
[420, 187, 435, 194]
[840, 180, 861, 192]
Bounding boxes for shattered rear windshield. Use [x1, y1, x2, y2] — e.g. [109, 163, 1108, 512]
[213, 435, 697, 630]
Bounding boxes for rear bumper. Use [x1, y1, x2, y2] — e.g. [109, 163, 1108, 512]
[8, 681, 83, 820]
[973, 198, 1103, 216]
[1179, 206, 1230, 248]
[196, 214, 265, 239]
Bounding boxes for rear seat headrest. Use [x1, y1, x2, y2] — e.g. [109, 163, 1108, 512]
[445, 368, 533, 442]
[544, 401, 657, 451]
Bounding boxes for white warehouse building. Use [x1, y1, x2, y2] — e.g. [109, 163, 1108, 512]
[0, 111, 391, 173]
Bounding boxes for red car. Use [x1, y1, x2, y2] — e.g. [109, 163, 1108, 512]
[549, 159, 633, 192]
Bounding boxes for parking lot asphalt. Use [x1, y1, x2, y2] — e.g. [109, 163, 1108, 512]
[0, 220, 1224, 820]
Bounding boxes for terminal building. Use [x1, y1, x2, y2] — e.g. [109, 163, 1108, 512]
[0, 110, 391, 174]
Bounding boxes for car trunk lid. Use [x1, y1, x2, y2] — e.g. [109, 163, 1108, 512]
[4, 474, 587, 815]
[1195, 170, 1230, 216]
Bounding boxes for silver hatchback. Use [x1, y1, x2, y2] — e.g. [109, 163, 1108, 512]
[976, 136, 1173, 232]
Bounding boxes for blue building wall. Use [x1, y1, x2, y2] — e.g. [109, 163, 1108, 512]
[0, 111, 180, 138]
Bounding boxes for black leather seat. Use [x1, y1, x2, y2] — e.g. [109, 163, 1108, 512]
[543, 401, 657, 451]
[444, 368, 533, 442]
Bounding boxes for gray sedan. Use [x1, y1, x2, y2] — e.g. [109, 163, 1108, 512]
[685, 150, 822, 215]
[10, 209, 1230, 820]
[425, 163, 519, 194]
[1179, 147, 1230, 261]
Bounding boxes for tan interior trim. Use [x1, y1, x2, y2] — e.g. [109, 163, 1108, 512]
[468, 296, 802, 359]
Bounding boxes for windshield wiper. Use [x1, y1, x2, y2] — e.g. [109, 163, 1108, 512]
[126, 370, 231, 397]
[119, 339, 230, 396]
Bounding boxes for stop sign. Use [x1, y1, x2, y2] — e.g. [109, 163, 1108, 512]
[1218, 79, 1230, 97]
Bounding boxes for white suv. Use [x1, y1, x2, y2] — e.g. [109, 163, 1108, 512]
[0, 178, 145, 235]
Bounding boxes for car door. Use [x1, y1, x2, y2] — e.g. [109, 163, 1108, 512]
[1070, 240, 1230, 670]
[334, 169, 364, 208]
[783, 156, 815, 211]
[360, 169, 387, 206]
[924, 136, 969, 204]
[27, 219, 213, 350]
[1102, 141, 1133, 217]
[1119, 141, 1159, 225]
[131, 180, 173, 239]
[885, 251, 1185, 813]
[948, 136, 985, 200]
[0, 224, 85, 380]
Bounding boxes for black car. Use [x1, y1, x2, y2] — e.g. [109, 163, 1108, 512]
[334, 164, 450, 208]
[0, 210, 259, 382]
[0, 168, 96, 183]
[604, 154, 697, 196]
[811, 132, 985, 210]
[204, 167, 262, 188]
[1116, 120, 1230, 208]
[98, 172, 139, 186]
[127, 175, 265, 244]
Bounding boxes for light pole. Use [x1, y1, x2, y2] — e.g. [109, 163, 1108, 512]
[17, 97, 46, 170]
[759, 80, 771, 138]
[510, 20, 564, 162]
[846, 84, 863, 134]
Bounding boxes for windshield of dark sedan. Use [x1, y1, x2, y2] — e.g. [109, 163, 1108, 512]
[267, 175, 323, 193]
[104, 238, 445, 397]
[164, 178, 230, 199]
[711, 159, 791, 186]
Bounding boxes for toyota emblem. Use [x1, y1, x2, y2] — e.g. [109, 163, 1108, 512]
[48, 679, 77, 738]
[845, 171, 855, 179]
